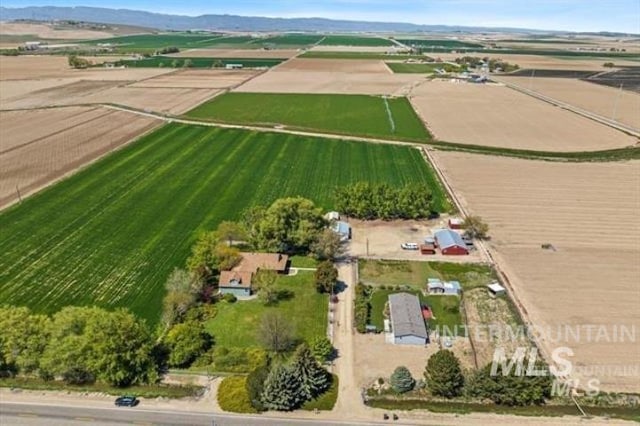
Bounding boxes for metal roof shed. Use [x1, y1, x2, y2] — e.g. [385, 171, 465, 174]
[434, 229, 469, 255]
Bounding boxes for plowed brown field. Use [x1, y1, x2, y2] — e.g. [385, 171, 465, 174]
[0, 106, 160, 208]
[434, 151, 640, 392]
[410, 80, 637, 151]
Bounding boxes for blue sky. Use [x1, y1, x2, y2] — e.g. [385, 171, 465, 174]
[4, 1, 640, 33]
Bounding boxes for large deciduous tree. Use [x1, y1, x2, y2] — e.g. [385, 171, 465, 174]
[315, 261, 338, 294]
[462, 215, 490, 240]
[0, 306, 50, 375]
[164, 321, 212, 368]
[310, 228, 344, 261]
[257, 312, 296, 353]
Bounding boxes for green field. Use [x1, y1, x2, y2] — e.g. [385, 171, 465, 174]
[82, 33, 224, 49]
[115, 56, 284, 68]
[319, 35, 394, 47]
[262, 34, 325, 46]
[186, 93, 431, 142]
[0, 125, 444, 325]
[399, 39, 484, 49]
[301, 51, 427, 60]
[385, 62, 459, 73]
[205, 272, 327, 348]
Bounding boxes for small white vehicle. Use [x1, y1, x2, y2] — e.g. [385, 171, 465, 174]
[401, 243, 419, 250]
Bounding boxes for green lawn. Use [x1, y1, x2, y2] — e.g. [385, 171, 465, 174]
[186, 93, 431, 142]
[386, 62, 459, 74]
[319, 35, 394, 47]
[359, 259, 496, 291]
[0, 125, 443, 325]
[115, 56, 284, 68]
[205, 272, 327, 348]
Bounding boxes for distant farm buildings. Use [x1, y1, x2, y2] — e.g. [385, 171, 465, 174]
[225, 63, 244, 69]
[388, 292, 429, 345]
[219, 252, 289, 297]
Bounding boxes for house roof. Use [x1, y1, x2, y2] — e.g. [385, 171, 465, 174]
[434, 229, 467, 249]
[219, 271, 253, 288]
[388, 293, 428, 340]
[218, 252, 288, 288]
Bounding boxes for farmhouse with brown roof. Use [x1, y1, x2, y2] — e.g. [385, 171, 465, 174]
[218, 252, 289, 297]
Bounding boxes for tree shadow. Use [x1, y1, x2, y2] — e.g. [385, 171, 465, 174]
[276, 289, 294, 302]
[334, 280, 348, 295]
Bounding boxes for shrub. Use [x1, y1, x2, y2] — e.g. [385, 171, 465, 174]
[246, 362, 271, 412]
[310, 336, 334, 363]
[164, 321, 212, 368]
[390, 366, 415, 393]
[424, 350, 464, 398]
[218, 376, 257, 413]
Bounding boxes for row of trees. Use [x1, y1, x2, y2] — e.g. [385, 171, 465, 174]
[0, 306, 158, 386]
[247, 343, 331, 411]
[334, 182, 435, 220]
[68, 55, 91, 69]
[388, 350, 552, 406]
[454, 56, 519, 72]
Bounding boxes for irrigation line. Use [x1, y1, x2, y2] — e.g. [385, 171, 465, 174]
[383, 96, 396, 134]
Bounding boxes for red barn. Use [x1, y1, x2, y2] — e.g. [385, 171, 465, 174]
[448, 218, 464, 230]
[434, 229, 469, 256]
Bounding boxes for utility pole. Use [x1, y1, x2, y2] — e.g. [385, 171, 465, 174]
[16, 185, 22, 203]
[528, 69, 536, 91]
[366, 238, 369, 257]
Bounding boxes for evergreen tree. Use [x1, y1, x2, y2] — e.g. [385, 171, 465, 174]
[424, 349, 465, 398]
[390, 366, 415, 393]
[291, 343, 331, 400]
[260, 363, 303, 411]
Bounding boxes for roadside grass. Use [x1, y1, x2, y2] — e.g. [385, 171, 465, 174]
[301, 374, 339, 411]
[0, 377, 204, 399]
[359, 259, 496, 291]
[217, 376, 257, 413]
[0, 125, 444, 326]
[431, 140, 640, 162]
[115, 56, 284, 68]
[205, 272, 327, 349]
[319, 35, 394, 46]
[185, 93, 432, 142]
[369, 288, 462, 333]
[365, 398, 640, 422]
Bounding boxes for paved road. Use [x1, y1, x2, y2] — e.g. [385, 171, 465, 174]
[0, 402, 382, 426]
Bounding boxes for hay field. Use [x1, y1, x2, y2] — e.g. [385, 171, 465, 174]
[0, 106, 160, 208]
[235, 58, 423, 95]
[498, 76, 640, 130]
[169, 48, 299, 58]
[410, 81, 637, 151]
[434, 151, 640, 392]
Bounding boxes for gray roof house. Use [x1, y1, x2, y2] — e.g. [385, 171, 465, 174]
[388, 293, 429, 345]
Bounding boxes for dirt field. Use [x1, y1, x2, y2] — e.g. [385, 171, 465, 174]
[349, 219, 485, 263]
[0, 22, 114, 40]
[0, 106, 160, 209]
[0, 56, 174, 80]
[130, 69, 259, 89]
[433, 151, 640, 392]
[169, 48, 299, 58]
[497, 76, 640, 130]
[235, 58, 424, 95]
[410, 80, 638, 151]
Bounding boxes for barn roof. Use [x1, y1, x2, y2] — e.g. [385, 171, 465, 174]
[434, 229, 467, 249]
[389, 293, 428, 339]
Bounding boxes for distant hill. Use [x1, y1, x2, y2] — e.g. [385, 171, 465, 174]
[0, 6, 557, 34]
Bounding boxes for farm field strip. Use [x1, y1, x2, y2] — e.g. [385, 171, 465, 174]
[0, 106, 160, 208]
[185, 92, 431, 141]
[128, 69, 259, 89]
[318, 35, 394, 47]
[434, 151, 640, 391]
[0, 124, 443, 325]
[410, 80, 638, 152]
[168, 48, 299, 58]
[114, 56, 284, 68]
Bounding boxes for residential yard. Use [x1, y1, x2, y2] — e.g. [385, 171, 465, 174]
[359, 259, 496, 290]
[205, 272, 328, 348]
[1, 124, 443, 326]
[186, 93, 432, 142]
